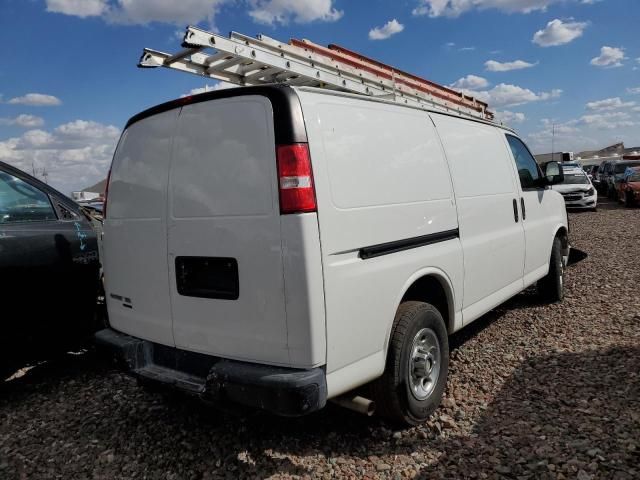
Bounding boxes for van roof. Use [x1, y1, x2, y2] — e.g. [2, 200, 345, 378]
[125, 84, 515, 138]
[294, 86, 516, 134]
[125, 84, 307, 144]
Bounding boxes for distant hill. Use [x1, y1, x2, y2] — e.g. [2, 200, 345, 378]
[82, 178, 107, 194]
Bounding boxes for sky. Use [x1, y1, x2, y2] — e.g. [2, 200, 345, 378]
[1, 0, 639, 194]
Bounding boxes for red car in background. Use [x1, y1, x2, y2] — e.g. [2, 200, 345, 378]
[617, 166, 640, 207]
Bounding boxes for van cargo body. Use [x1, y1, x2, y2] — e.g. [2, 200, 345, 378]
[98, 85, 569, 422]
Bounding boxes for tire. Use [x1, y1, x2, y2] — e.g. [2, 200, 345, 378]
[538, 237, 564, 303]
[625, 191, 635, 208]
[371, 301, 449, 426]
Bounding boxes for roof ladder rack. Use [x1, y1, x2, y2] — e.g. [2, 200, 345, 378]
[139, 26, 494, 121]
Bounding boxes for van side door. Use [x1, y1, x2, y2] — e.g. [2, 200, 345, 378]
[504, 135, 555, 285]
[431, 115, 525, 324]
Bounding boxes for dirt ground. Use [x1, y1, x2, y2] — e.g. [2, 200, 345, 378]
[1, 198, 638, 479]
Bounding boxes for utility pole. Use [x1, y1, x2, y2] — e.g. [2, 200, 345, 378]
[551, 123, 555, 162]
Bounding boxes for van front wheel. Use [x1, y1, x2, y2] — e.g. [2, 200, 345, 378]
[538, 237, 564, 303]
[372, 301, 448, 426]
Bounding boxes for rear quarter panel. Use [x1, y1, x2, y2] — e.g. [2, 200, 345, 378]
[297, 91, 463, 396]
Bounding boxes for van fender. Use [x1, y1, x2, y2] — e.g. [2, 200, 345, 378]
[382, 267, 457, 364]
[551, 223, 570, 264]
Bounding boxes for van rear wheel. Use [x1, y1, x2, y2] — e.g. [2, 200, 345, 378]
[538, 237, 564, 303]
[371, 301, 448, 426]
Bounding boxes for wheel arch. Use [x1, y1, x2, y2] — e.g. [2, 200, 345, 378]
[383, 269, 456, 361]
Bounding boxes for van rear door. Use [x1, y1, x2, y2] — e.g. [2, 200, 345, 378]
[167, 96, 291, 366]
[104, 109, 178, 347]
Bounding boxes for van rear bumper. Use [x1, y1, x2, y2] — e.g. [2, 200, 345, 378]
[94, 328, 327, 417]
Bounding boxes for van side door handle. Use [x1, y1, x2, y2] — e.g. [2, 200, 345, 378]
[512, 198, 519, 223]
[520, 197, 526, 221]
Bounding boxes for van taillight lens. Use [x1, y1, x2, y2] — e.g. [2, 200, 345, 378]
[103, 167, 112, 218]
[276, 144, 317, 214]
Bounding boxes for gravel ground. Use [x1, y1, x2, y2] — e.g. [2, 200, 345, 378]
[1, 199, 639, 480]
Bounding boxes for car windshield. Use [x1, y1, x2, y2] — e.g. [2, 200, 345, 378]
[614, 162, 640, 174]
[561, 171, 590, 185]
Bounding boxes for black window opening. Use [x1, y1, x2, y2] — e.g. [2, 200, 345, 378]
[506, 135, 542, 189]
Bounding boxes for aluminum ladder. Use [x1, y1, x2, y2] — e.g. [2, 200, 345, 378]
[139, 26, 494, 121]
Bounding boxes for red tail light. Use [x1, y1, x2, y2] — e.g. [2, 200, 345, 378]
[276, 144, 317, 214]
[103, 167, 112, 218]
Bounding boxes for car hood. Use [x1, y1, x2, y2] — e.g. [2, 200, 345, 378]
[552, 184, 592, 193]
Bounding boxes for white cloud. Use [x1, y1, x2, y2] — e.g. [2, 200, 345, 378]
[18, 130, 57, 149]
[412, 0, 570, 18]
[46, 0, 345, 26]
[0, 114, 45, 128]
[450, 75, 489, 90]
[586, 97, 635, 111]
[494, 110, 526, 125]
[459, 46, 476, 51]
[470, 83, 562, 107]
[590, 46, 626, 68]
[579, 112, 635, 129]
[248, 0, 343, 25]
[54, 120, 121, 140]
[0, 120, 120, 194]
[46, 0, 107, 17]
[368, 19, 405, 40]
[485, 59, 537, 71]
[181, 81, 236, 97]
[527, 111, 639, 152]
[628, 87, 640, 95]
[532, 19, 587, 47]
[7, 93, 62, 106]
[111, 0, 228, 25]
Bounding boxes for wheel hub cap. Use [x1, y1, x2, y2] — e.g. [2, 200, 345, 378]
[408, 328, 441, 401]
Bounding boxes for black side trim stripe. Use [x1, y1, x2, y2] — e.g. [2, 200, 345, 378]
[359, 229, 459, 260]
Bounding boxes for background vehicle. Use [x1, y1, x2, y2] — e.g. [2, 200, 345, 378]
[597, 160, 617, 195]
[0, 161, 101, 380]
[609, 160, 640, 199]
[587, 165, 599, 183]
[616, 166, 640, 207]
[552, 165, 598, 211]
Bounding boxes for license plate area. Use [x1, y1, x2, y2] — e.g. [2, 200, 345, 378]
[175, 256, 239, 300]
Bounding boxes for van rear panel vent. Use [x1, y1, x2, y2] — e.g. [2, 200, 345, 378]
[175, 257, 239, 300]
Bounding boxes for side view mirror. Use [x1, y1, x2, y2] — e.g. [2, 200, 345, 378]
[543, 161, 564, 185]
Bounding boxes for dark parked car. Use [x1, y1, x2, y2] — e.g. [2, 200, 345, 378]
[0, 161, 101, 379]
[609, 160, 640, 199]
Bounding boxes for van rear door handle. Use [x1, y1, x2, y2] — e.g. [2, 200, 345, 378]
[520, 197, 526, 221]
[512, 199, 519, 223]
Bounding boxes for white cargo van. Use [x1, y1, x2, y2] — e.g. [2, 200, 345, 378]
[97, 85, 569, 425]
